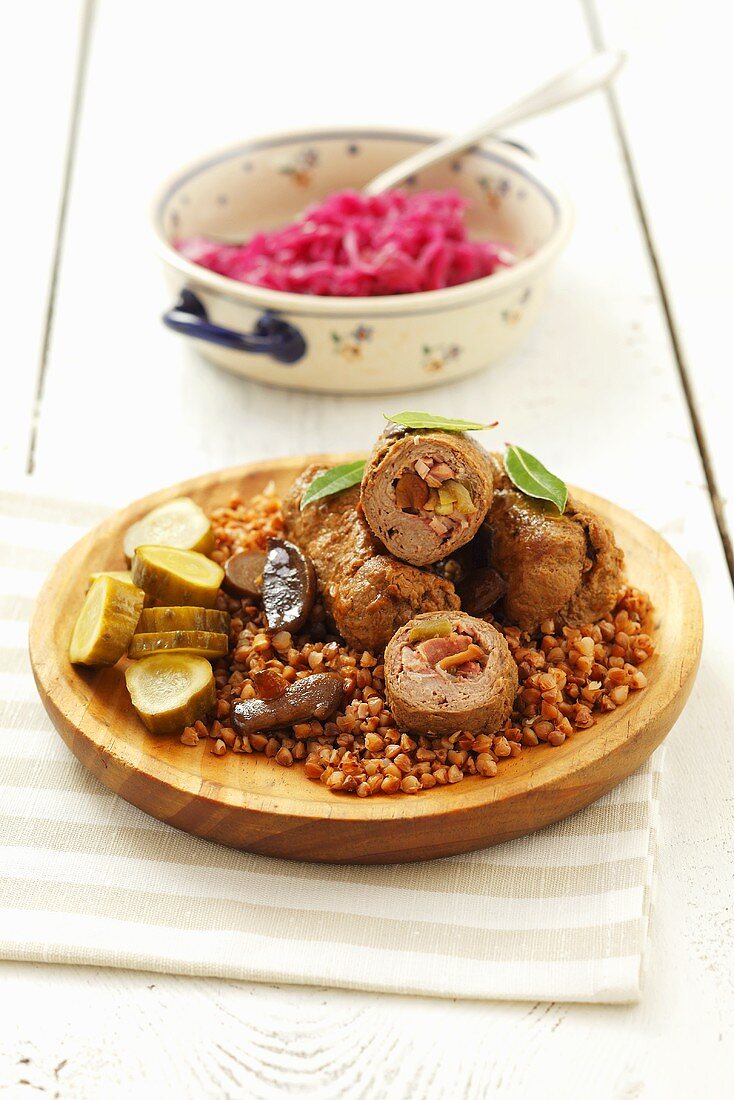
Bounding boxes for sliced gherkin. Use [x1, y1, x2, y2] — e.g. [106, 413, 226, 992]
[125, 653, 215, 735]
[88, 569, 136, 588]
[136, 606, 230, 635]
[444, 480, 476, 515]
[408, 618, 452, 644]
[123, 497, 215, 560]
[69, 575, 145, 666]
[131, 546, 224, 608]
[88, 570, 154, 607]
[435, 486, 456, 516]
[129, 629, 228, 661]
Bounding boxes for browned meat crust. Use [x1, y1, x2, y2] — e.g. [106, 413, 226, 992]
[283, 465, 460, 651]
[559, 505, 625, 627]
[360, 427, 494, 566]
[486, 454, 624, 632]
[384, 611, 518, 736]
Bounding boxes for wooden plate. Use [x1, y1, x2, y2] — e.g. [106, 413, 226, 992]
[30, 455, 702, 864]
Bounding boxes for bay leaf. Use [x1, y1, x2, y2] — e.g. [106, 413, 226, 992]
[299, 460, 366, 510]
[384, 411, 498, 432]
[505, 445, 568, 513]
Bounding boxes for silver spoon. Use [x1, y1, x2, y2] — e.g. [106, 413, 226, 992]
[364, 49, 625, 196]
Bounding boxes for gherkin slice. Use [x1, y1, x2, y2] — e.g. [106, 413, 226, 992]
[125, 653, 215, 735]
[129, 629, 229, 661]
[408, 618, 452, 644]
[123, 497, 215, 560]
[131, 546, 224, 608]
[69, 575, 145, 666]
[136, 606, 230, 635]
[88, 570, 154, 607]
[88, 569, 136, 588]
[444, 480, 476, 514]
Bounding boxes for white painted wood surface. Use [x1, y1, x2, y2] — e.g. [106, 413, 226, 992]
[591, 0, 734, 560]
[0, 0, 86, 477]
[2, 0, 733, 1096]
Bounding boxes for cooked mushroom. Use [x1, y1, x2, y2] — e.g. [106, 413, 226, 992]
[384, 611, 517, 737]
[223, 550, 267, 599]
[261, 538, 316, 633]
[232, 672, 344, 735]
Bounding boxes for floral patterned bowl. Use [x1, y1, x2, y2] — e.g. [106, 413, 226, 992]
[152, 128, 573, 393]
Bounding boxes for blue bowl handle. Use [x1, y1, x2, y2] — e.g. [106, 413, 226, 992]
[163, 289, 306, 365]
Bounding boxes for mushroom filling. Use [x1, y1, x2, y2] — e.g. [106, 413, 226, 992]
[401, 620, 486, 682]
[393, 456, 477, 539]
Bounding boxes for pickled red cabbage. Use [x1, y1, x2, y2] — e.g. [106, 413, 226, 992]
[175, 189, 513, 297]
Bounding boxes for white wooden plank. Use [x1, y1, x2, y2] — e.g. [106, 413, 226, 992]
[590, 0, 734, 564]
[0, 0, 87, 477]
[7, 0, 734, 1096]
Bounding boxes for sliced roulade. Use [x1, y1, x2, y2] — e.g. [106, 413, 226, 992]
[360, 425, 494, 567]
[384, 611, 517, 736]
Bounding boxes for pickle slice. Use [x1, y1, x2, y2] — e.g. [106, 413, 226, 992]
[125, 653, 215, 734]
[432, 481, 477, 517]
[129, 630, 229, 661]
[435, 487, 456, 516]
[444, 480, 476, 515]
[408, 618, 452, 644]
[88, 569, 136, 588]
[69, 575, 145, 666]
[131, 546, 224, 608]
[88, 570, 153, 607]
[123, 497, 215, 560]
[136, 606, 230, 635]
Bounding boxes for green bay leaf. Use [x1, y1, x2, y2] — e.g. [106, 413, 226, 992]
[383, 411, 498, 432]
[299, 460, 366, 510]
[505, 445, 568, 513]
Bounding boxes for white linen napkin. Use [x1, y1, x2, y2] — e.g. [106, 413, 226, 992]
[0, 487, 662, 1003]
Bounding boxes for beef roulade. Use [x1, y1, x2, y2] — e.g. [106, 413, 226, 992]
[283, 465, 459, 652]
[360, 426, 494, 567]
[485, 454, 624, 633]
[384, 611, 518, 737]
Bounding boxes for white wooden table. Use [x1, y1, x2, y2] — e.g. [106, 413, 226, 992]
[2, 1, 733, 1096]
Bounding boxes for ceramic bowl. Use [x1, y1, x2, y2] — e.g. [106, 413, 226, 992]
[152, 128, 573, 393]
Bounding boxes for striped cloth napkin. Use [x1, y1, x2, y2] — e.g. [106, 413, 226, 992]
[0, 487, 663, 1003]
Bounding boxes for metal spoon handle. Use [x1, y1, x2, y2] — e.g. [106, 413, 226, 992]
[364, 49, 625, 197]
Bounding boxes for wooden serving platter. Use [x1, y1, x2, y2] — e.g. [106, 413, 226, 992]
[29, 455, 702, 864]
